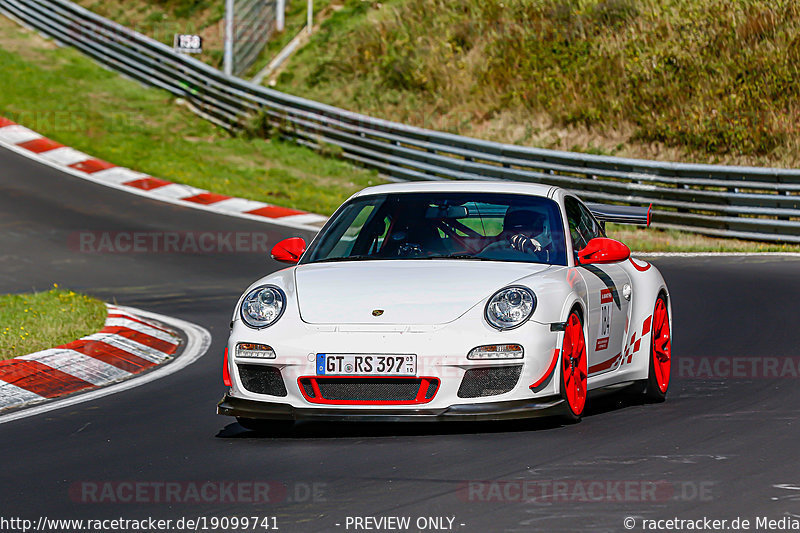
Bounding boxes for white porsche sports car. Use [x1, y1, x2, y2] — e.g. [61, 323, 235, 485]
[217, 182, 671, 428]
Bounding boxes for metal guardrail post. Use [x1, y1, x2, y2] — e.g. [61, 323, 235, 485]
[276, 0, 284, 32]
[223, 0, 234, 76]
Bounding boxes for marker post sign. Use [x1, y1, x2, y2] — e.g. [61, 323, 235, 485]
[174, 34, 203, 54]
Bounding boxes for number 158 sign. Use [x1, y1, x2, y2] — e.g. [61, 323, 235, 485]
[174, 34, 202, 54]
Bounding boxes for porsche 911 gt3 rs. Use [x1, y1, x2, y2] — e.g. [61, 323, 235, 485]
[217, 182, 672, 429]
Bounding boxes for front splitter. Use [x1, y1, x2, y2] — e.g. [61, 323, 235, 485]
[217, 394, 566, 423]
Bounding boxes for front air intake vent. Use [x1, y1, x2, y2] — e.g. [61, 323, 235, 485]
[298, 377, 439, 404]
[238, 364, 287, 397]
[457, 365, 522, 398]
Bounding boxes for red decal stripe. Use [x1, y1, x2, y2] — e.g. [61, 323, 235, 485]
[589, 352, 622, 374]
[629, 257, 651, 272]
[0, 360, 94, 398]
[123, 177, 171, 190]
[0, 117, 16, 127]
[17, 137, 64, 153]
[58, 339, 155, 373]
[247, 205, 305, 218]
[223, 347, 231, 387]
[530, 349, 560, 390]
[182, 192, 231, 205]
[69, 158, 116, 173]
[99, 326, 178, 354]
[642, 315, 652, 336]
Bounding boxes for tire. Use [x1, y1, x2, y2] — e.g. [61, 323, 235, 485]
[560, 309, 588, 422]
[236, 417, 294, 434]
[644, 294, 671, 402]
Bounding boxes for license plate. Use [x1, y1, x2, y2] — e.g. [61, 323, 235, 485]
[316, 354, 417, 376]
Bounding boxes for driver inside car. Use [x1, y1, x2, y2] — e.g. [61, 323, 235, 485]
[481, 207, 551, 258]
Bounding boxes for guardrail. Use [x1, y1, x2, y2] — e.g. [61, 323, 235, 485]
[2, 0, 799, 242]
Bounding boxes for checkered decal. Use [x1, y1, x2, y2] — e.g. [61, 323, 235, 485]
[622, 314, 653, 365]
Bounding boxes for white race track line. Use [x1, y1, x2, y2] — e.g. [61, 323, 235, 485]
[0, 306, 212, 425]
[0, 139, 323, 234]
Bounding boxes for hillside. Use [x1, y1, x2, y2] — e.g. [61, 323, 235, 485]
[272, 0, 800, 167]
[67, 0, 800, 166]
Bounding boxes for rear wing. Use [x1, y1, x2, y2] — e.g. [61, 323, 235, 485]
[587, 203, 651, 227]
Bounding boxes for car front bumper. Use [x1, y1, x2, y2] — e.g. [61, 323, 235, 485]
[217, 393, 566, 423]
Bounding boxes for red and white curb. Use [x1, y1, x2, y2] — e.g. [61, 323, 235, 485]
[0, 304, 211, 423]
[0, 116, 328, 232]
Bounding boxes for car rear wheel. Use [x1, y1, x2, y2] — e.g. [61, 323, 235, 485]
[644, 294, 671, 402]
[560, 310, 588, 422]
[236, 417, 294, 434]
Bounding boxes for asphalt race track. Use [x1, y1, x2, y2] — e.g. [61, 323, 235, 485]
[2, 144, 800, 533]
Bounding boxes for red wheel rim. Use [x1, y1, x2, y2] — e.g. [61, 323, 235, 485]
[562, 312, 587, 416]
[652, 298, 671, 393]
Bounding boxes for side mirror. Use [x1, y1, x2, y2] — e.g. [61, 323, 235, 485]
[577, 237, 630, 265]
[271, 237, 306, 264]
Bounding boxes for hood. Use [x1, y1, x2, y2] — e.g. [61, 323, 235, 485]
[295, 260, 551, 325]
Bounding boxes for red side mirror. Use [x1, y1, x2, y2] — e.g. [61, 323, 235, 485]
[271, 237, 306, 264]
[577, 238, 630, 265]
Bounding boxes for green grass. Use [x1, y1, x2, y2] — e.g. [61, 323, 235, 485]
[0, 287, 107, 360]
[0, 16, 384, 216]
[273, 0, 800, 167]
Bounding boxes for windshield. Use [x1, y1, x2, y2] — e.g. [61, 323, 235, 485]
[302, 192, 568, 266]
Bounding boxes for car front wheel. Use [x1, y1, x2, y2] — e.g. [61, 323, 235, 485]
[560, 309, 588, 422]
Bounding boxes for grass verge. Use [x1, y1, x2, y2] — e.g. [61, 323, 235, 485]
[0, 287, 107, 360]
[0, 15, 384, 216]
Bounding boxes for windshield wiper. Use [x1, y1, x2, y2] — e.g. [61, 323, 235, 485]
[310, 255, 378, 264]
[423, 253, 489, 260]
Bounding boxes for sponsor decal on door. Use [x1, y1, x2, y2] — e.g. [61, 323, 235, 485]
[596, 289, 613, 351]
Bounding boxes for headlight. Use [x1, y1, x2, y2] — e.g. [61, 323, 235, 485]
[240, 286, 286, 328]
[485, 286, 536, 330]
